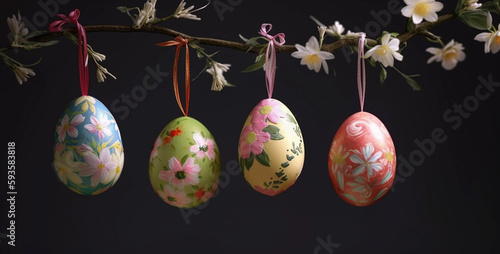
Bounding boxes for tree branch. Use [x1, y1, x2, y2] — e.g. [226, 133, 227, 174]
[18, 13, 457, 54]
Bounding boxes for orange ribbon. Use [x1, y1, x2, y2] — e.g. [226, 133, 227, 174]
[157, 36, 191, 116]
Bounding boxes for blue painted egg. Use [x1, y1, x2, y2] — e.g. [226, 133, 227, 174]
[53, 95, 125, 195]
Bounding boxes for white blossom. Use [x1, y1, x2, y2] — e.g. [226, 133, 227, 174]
[133, 0, 157, 29]
[206, 62, 231, 91]
[401, 0, 444, 24]
[344, 30, 364, 38]
[96, 66, 116, 83]
[173, 0, 210, 20]
[474, 23, 500, 54]
[310, 16, 345, 38]
[291, 36, 335, 74]
[365, 33, 403, 67]
[426, 39, 466, 70]
[13, 66, 36, 85]
[7, 12, 29, 46]
[465, 0, 482, 10]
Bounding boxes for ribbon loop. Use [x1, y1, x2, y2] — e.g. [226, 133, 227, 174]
[258, 23, 285, 99]
[357, 33, 366, 112]
[49, 9, 89, 96]
[157, 36, 191, 116]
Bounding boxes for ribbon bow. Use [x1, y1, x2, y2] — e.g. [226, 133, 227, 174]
[157, 36, 191, 116]
[49, 9, 89, 96]
[258, 23, 285, 98]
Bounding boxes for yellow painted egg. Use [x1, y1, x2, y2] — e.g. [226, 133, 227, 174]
[238, 98, 305, 196]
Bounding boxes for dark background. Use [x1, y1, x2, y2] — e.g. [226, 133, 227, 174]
[1, 0, 499, 253]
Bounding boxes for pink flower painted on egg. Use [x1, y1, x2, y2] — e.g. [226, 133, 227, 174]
[157, 185, 192, 207]
[56, 114, 85, 142]
[159, 157, 201, 188]
[84, 114, 112, 140]
[150, 137, 162, 161]
[251, 98, 285, 125]
[79, 147, 117, 187]
[239, 120, 271, 159]
[189, 132, 216, 161]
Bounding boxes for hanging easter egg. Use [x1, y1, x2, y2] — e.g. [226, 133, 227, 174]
[328, 111, 396, 206]
[149, 116, 221, 208]
[238, 98, 305, 196]
[53, 95, 125, 195]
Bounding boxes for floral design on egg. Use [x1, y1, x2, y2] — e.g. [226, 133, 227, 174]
[149, 116, 221, 208]
[84, 114, 112, 140]
[190, 132, 216, 160]
[53, 96, 125, 195]
[159, 157, 201, 188]
[328, 111, 396, 206]
[238, 98, 305, 196]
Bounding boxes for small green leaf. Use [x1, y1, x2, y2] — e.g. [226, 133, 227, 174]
[406, 18, 415, 32]
[242, 54, 266, 73]
[455, 0, 468, 13]
[281, 161, 290, 168]
[481, 0, 500, 15]
[255, 149, 271, 167]
[116, 6, 129, 13]
[393, 67, 421, 91]
[286, 154, 294, 161]
[459, 10, 490, 30]
[403, 75, 421, 91]
[379, 65, 387, 84]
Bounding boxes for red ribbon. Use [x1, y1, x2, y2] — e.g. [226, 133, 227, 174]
[259, 23, 285, 99]
[49, 9, 89, 96]
[157, 36, 191, 116]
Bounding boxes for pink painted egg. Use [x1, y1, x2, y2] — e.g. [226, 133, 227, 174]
[328, 111, 396, 206]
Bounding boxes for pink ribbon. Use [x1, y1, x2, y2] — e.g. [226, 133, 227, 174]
[259, 23, 285, 98]
[49, 9, 89, 96]
[357, 33, 366, 112]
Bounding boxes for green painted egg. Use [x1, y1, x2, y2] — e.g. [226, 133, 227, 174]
[149, 116, 221, 208]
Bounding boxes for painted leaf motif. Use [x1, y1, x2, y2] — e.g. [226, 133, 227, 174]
[373, 188, 388, 201]
[342, 192, 357, 203]
[245, 153, 255, 170]
[336, 170, 344, 191]
[262, 125, 284, 140]
[255, 149, 271, 167]
[379, 170, 392, 185]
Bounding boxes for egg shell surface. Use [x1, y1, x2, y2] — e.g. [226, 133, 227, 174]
[328, 111, 396, 206]
[238, 98, 305, 196]
[149, 116, 221, 208]
[53, 95, 124, 195]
